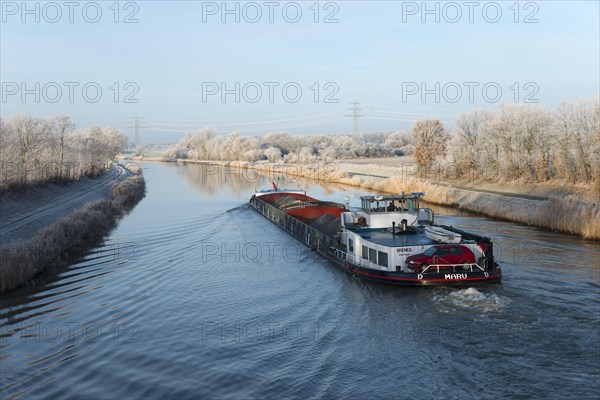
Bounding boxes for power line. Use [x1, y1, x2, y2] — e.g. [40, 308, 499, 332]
[363, 109, 457, 118]
[362, 103, 462, 112]
[125, 114, 148, 148]
[345, 101, 364, 135]
[145, 118, 347, 134]
[146, 112, 341, 128]
[145, 111, 340, 124]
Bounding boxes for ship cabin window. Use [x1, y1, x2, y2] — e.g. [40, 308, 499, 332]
[377, 251, 388, 267]
[361, 199, 371, 213]
[386, 201, 396, 212]
[369, 248, 377, 263]
[360, 196, 423, 213]
[348, 239, 354, 253]
[362, 245, 368, 260]
[398, 198, 406, 211]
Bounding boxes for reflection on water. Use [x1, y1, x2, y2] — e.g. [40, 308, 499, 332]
[1, 162, 598, 399]
[172, 162, 374, 201]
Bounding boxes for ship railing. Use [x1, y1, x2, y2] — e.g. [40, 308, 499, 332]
[421, 263, 485, 274]
[333, 249, 364, 267]
[280, 201, 345, 211]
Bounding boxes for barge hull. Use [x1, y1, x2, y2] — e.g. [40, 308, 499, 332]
[325, 255, 502, 286]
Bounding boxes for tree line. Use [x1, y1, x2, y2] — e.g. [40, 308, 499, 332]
[166, 98, 598, 188]
[164, 129, 415, 163]
[451, 100, 599, 184]
[0, 114, 128, 188]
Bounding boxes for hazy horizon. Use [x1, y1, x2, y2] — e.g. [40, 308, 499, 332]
[2, 1, 599, 143]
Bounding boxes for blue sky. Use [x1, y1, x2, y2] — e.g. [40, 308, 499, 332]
[1, 1, 599, 143]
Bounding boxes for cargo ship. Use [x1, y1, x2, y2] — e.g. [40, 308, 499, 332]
[249, 185, 502, 286]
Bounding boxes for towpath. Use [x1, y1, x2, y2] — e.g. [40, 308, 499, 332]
[345, 171, 549, 201]
[0, 163, 133, 245]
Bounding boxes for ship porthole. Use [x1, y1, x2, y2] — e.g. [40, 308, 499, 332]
[417, 274, 423, 280]
[484, 272, 489, 277]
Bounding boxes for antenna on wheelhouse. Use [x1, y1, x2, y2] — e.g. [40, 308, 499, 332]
[343, 194, 354, 209]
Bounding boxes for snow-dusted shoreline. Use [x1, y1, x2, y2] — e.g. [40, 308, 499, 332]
[0, 164, 146, 293]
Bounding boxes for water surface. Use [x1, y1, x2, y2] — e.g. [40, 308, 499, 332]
[1, 162, 599, 399]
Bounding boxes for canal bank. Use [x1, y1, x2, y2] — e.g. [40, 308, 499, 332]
[0, 163, 146, 292]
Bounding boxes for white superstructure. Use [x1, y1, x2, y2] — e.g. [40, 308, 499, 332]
[338, 193, 484, 273]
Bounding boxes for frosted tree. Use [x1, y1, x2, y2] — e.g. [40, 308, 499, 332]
[497, 104, 552, 180]
[239, 136, 261, 161]
[264, 131, 294, 155]
[552, 99, 600, 184]
[571, 100, 598, 182]
[1, 114, 129, 187]
[454, 110, 493, 175]
[48, 115, 76, 179]
[101, 127, 129, 160]
[11, 114, 49, 183]
[412, 119, 451, 168]
[384, 131, 413, 156]
[553, 102, 578, 182]
[264, 146, 282, 162]
[188, 128, 217, 160]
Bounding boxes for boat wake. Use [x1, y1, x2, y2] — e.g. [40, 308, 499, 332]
[225, 203, 249, 213]
[432, 288, 511, 313]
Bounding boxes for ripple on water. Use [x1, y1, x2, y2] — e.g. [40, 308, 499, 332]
[2, 162, 599, 399]
[432, 287, 512, 314]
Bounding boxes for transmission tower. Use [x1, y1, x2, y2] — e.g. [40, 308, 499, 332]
[345, 101, 364, 135]
[125, 115, 148, 151]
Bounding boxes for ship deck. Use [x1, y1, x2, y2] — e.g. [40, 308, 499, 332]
[347, 227, 438, 247]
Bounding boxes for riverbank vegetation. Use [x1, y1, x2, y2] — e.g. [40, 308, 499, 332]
[0, 114, 128, 189]
[0, 173, 146, 293]
[162, 99, 598, 198]
[451, 101, 599, 198]
[161, 98, 599, 238]
[164, 129, 414, 162]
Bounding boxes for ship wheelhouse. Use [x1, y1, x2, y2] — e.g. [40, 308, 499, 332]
[359, 193, 424, 215]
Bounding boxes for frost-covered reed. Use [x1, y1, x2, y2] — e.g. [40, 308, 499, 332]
[0, 174, 146, 293]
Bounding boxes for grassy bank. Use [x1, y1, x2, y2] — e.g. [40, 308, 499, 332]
[0, 174, 146, 293]
[167, 159, 600, 240]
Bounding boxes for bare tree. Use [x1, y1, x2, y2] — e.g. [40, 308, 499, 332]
[48, 115, 76, 179]
[10, 114, 48, 183]
[552, 100, 599, 183]
[412, 119, 451, 168]
[455, 110, 493, 175]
